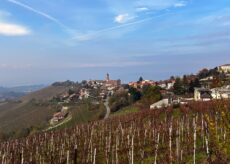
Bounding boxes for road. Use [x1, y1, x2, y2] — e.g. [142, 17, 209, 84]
[104, 96, 111, 119]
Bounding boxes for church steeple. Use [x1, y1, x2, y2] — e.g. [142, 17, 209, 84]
[106, 73, 110, 81]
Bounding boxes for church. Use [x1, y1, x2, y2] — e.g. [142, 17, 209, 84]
[105, 73, 121, 87]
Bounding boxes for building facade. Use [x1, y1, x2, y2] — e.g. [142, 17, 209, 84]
[218, 64, 230, 74]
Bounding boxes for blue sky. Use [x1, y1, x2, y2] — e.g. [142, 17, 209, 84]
[0, 0, 230, 86]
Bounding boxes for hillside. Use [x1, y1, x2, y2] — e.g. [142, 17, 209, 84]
[0, 85, 71, 136]
[0, 83, 106, 139]
[20, 85, 69, 101]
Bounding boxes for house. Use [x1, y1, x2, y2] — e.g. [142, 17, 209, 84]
[194, 88, 212, 101]
[166, 80, 176, 90]
[140, 80, 156, 88]
[79, 89, 90, 99]
[218, 64, 230, 74]
[128, 82, 139, 88]
[50, 112, 65, 124]
[157, 81, 167, 89]
[128, 80, 156, 89]
[150, 94, 181, 109]
[53, 112, 64, 120]
[211, 86, 230, 99]
[157, 80, 175, 90]
[50, 107, 69, 125]
[150, 99, 170, 109]
[200, 76, 214, 88]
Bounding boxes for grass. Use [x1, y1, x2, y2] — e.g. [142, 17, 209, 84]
[0, 101, 58, 134]
[0, 85, 72, 137]
[111, 105, 140, 117]
[56, 101, 106, 129]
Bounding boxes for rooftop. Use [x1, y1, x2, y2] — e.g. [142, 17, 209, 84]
[221, 64, 230, 67]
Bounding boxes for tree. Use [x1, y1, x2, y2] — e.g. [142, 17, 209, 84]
[109, 90, 130, 112]
[198, 68, 209, 79]
[129, 87, 142, 103]
[138, 76, 144, 83]
[194, 78, 201, 87]
[68, 89, 75, 95]
[210, 76, 222, 88]
[170, 76, 175, 80]
[139, 86, 162, 108]
[173, 78, 185, 95]
[188, 78, 201, 93]
[183, 75, 189, 92]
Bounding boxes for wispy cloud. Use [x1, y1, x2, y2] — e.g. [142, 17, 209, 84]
[136, 7, 149, 12]
[74, 13, 171, 41]
[7, 0, 72, 31]
[111, 0, 184, 24]
[137, 0, 187, 8]
[0, 10, 30, 36]
[114, 14, 135, 24]
[0, 22, 30, 36]
[60, 61, 153, 69]
[0, 63, 32, 69]
[174, 1, 187, 8]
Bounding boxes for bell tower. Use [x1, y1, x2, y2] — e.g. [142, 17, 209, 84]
[106, 73, 110, 81]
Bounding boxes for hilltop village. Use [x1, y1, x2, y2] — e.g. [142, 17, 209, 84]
[48, 64, 230, 125]
[49, 73, 121, 125]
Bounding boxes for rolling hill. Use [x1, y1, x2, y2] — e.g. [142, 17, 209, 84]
[0, 85, 70, 136]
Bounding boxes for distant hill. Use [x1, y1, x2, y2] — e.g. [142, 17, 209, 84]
[0, 85, 46, 101]
[20, 85, 69, 101]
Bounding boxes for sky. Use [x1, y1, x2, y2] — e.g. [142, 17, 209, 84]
[0, 0, 230, 86]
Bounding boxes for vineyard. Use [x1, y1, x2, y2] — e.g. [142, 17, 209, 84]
[0, 100, 230, 163]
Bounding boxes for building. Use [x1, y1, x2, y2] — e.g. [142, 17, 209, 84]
[218, 64, 230, 74]
[166, 80, 176, 90]
[128, 82, 139, 88]
[128, 80, 156, 89]
[150, 95, 181, 109]
[194, 88, 212, 101]
[199, 76, 214, 88]
[79, 89, 90, 99]
[105, 73, 121, 87]
[106, 73, 110, 81]
[211, 86, 230, 99]
[157, 80, 175, 90]
[150, 99, 170, 109]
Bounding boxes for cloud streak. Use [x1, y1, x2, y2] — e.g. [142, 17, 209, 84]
[56, 61, 153, 69]
[7, 0, 71, 31]
[74, 13, 171, 41]
[0, 63, 32, 69]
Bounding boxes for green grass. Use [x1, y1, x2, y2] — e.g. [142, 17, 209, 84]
[56, 101, 106, 129]
[111, 106, 140, 117]
[172, 108, 181, 118]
